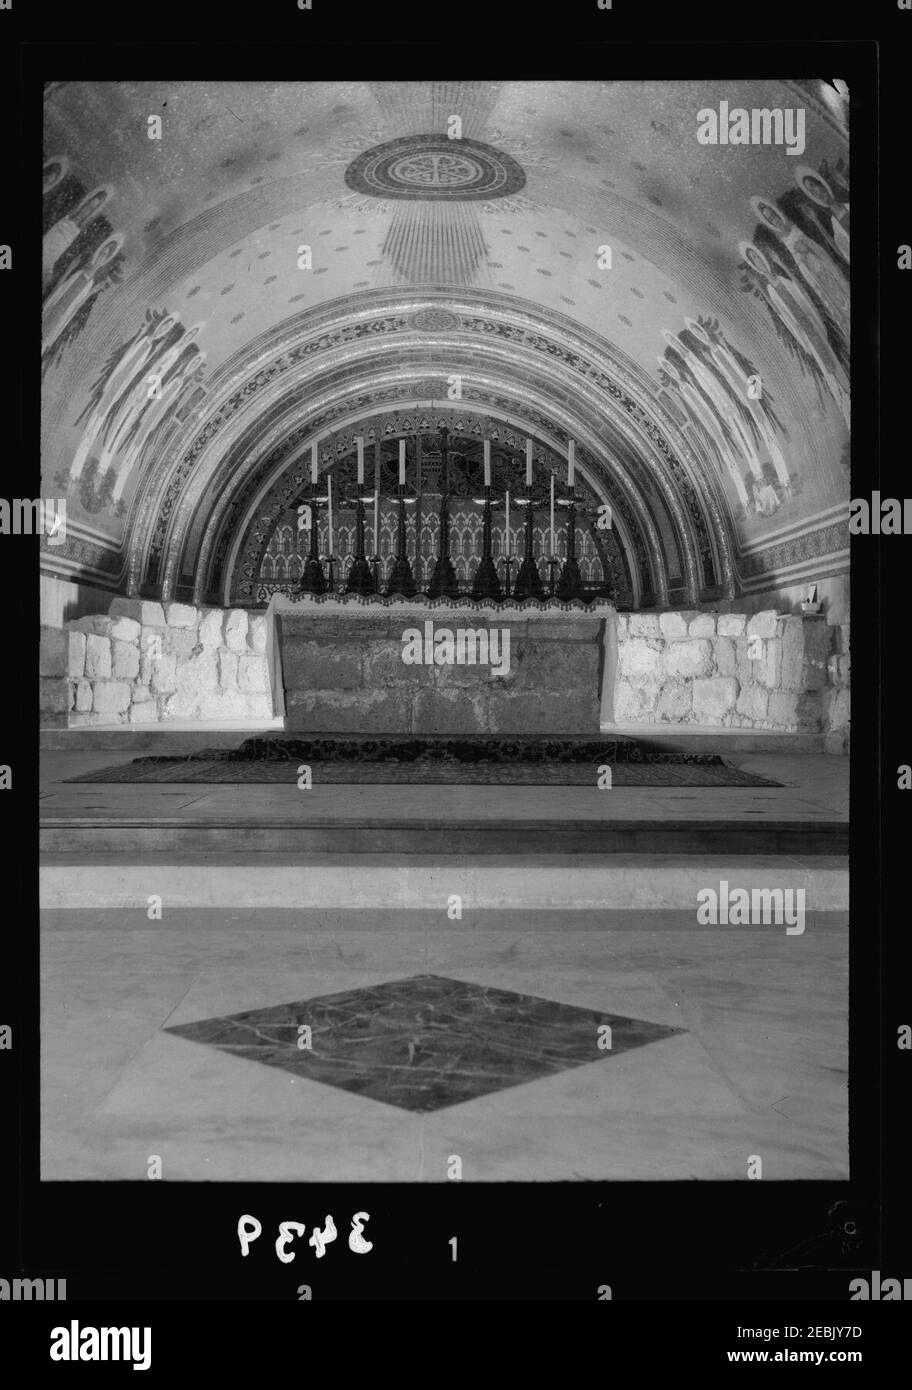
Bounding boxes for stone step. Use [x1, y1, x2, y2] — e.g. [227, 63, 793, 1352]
[40, 724, 827, 753]
[39, 815, 847, 856]
[40, 853, 848, 912]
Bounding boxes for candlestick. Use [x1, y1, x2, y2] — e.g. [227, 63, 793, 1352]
[505, 489, 510, 555]
[399, 439, 406, 485]
[568, 439, 575, 487]
[327, 474, 334, 556]
[357, 436, 364, 485]
[483, 438, 491, 487]
[550, 474, 555, 555]
[373, 489, 379, 555]
[311, 441, 318, 485]
[525, 438, 533, 487]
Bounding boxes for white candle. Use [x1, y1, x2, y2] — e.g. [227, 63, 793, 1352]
[327, 474, 334, 556]
[525, 438, 533, 487]
[373, 489, 379, 555]
[505, 489, 510, 554]
[357, 436, 364, 485]
[311, 441, 318, 485]
[568, 439, 575, 487]
[550, 475, 555, 555]
[399, 439, 406, 486]
[483, 438, 491, 487]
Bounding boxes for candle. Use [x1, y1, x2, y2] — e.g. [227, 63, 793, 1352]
[525, 438, 533, 487]
[505, 489, 510, 554]
[399, 439, 406, 486]
[483, 438, 491, 487]
[550, 475, 555, 555]
[327, 474, 334, 556]
[311, 441, 318, 485]
[568, 439, 575, 488]
[357, 436, 364, 485]
[373, 489, 379, 555]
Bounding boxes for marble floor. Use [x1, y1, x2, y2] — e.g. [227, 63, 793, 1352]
[41, 907, 849, 1182]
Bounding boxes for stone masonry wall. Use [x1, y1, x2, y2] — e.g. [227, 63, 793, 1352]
[39, 599, 272, 727]
[38, 600, 850, 751]
[611, 610, 850, 750]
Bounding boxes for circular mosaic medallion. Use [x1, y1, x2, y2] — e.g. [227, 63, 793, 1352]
[410, 308, 461, 333]
[345, 135, 525, 201]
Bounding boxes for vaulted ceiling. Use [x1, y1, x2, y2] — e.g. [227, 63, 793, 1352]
[41, 79, 850, 606]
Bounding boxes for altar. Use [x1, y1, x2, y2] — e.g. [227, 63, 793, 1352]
[267, 593, 616, 736]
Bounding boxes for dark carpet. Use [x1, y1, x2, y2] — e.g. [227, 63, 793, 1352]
[66, 735, 784, 788]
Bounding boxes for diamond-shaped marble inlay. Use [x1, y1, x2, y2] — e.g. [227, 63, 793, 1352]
[164, 974, 683, 1112]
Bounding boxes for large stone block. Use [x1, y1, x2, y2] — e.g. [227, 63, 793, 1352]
[510, 640, 597, 691]
[735, 684, 768, 721]
[285, 688, 410, 734]
[109, 616, 141, 644]
[627, 613, 662, 638]
[486, 690, 599, 736]
[828, 687, 851, 731]
[692, 676, 738, 722]
[248, 614, 268, 654]
[70, 614, 115, 638]
[39, 677, 69, 714]
[757, 638, 783, 690]
[714, 637, 737, 678]
[245, 693, 274, 719]
[109, 597, 167, 627]
[74, 678, 93, 713]
[218, 649, 239, 690]
[780, 617, 805, 691]
[619, 638, 662, 681]
[150, 654, 178, 694]
[613, 679, 661, 720]
[746, 609, 779, 639]
[197, 610, 225, 647]
[131, 684, 153, 704]
[238, 654, 269, 694]
[111, 639, 140, 681]
[40, 627, 68, 677]
[411, 687, 488, 735]
[92, 681, 132, 716]
[665, 638, 712, 680]
[224, 609, 250, 651]
[164, 602, 199, 629]
[717, 613, 747, 637]
[766, 690, 799, 728]
[84, 633, 112, 680]
[207, 690, 251, 720]
[656, 680, 692, 720]
[658, 612, 688, 639]
[174, 648, 219, 700]
[688, 613, 716, 637]
[282, 640, 362, 691]
[66, 630, 87, 678]
[361, 643, 423, 687]
[164, 627, 199, 662]
[129, 701, 160, 724]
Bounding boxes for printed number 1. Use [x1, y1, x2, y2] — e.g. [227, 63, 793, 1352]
[449, 1237, 457, 1262]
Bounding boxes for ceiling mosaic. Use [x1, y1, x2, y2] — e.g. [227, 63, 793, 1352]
[40, 78, 851, 603]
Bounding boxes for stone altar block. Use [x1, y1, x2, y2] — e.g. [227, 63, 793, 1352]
[268, 594, 614, 736]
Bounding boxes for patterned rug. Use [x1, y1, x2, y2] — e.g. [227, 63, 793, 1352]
[67, 735, 783, 788]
